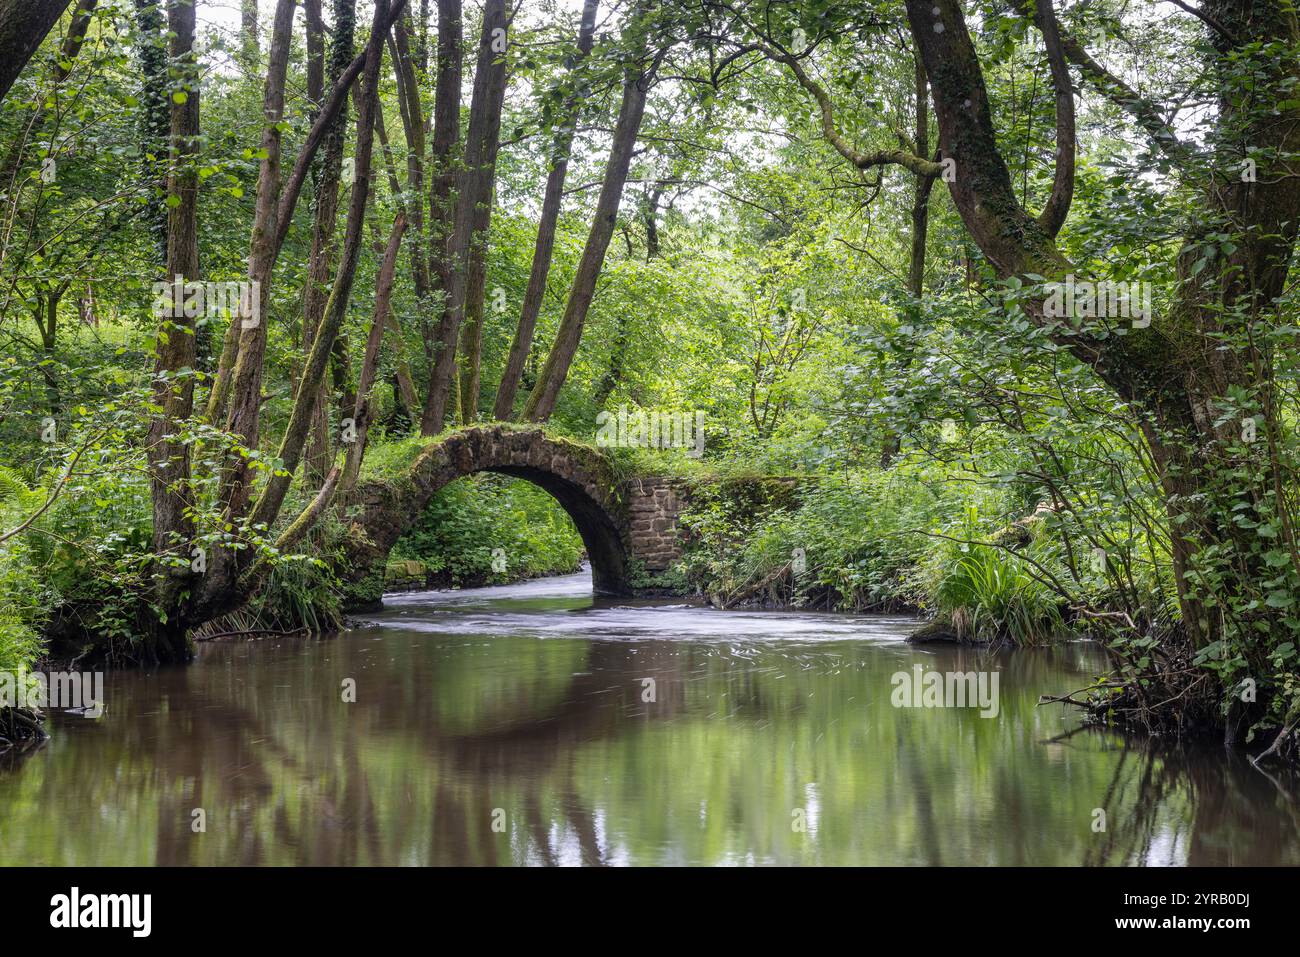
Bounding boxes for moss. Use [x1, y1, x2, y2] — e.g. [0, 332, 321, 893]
[338, 562, 386, 613]
[625, 557, 688, 595]
[686, 475, 807, 516]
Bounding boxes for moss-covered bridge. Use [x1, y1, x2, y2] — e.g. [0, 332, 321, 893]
[341, 426, 798, 607]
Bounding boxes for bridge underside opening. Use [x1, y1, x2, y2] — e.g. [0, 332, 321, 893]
[483, 467, 629, 597]
[347, 428, 640, 605]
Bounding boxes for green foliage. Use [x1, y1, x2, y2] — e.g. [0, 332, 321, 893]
[679, 469, 1004, 614]
[927, 510, 1066, 646]
[390, 475, 584, 588]
[0, 469, 51, 673]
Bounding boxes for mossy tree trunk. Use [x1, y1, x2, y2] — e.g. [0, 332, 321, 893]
[904, 0, 1300, 656]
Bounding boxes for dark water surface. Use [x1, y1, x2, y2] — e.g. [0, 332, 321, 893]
[2, 571, 1296, 865]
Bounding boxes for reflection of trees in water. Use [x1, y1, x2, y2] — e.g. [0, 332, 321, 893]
[135, 640, 1300, 866]
[6, 633, 1298, 866]
[426, 639, 689, 865]
[146, 682, 389, 866]
[1078, 732, 1300, 866]
[138, 637, 687, 865]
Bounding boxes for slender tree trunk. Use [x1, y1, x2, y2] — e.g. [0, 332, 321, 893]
[643, 183, 663, 260]
[134, 0, 169, 266]
[388, 313, 420, 415]
[523, 36, 656, 423]
[493, 0, 599, 420]
[240, 0, 260, 69]
[389, 8, 427, 286]
[591, 314, 629, 408]
[455, 36, 510, 425]
[301, 0, 356, 487]
[218, 0, 297, 525]
[300, 0, 329, 485]
[417, 0, 430, 73]
[342, 214, 407, 491]
[304, 0, 324, 105]
[419, 0, 507, 433]
[424, 0, 462, 371]
[144, 0, 200, 662]
[55, 0, 97, 83]
[38, 289, 59, 353]
[881, 53, 933, 468]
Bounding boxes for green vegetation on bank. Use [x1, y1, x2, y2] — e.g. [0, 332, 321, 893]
[386, 475, 585, 589]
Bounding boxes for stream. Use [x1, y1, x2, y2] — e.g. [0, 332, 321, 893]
[1, 569, 1296, 865]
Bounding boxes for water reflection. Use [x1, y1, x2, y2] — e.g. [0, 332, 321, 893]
[0, 571, 1295, 865]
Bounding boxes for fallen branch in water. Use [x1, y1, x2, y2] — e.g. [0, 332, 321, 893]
[1039, 681, 1126, 709]
[1252, 718, 1299, 768]
[1069, 606, 1137, 630]
[194, 627, 309, 642]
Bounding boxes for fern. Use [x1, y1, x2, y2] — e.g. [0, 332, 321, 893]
[0, 465, 40, 510]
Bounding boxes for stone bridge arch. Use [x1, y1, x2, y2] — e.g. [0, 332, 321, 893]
[342, 427, 639, 604]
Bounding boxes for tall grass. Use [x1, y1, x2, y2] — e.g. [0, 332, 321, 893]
[930, 536, 1066, 645]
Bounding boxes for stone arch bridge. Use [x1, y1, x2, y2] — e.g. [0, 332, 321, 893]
[341, 426, 793, 608]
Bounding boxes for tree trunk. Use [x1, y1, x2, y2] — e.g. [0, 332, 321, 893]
[419, 0, 508, 434]
[424, 0, 462, 372]
[134, 0, 169, 267]
[493, 0, 600, 420]
[454, 0, 511, 424]
[240, 0, 260, 69]
[522, 34, 656, 423]
[217, 0, 297, 526]
[881, 53, 934, 469]
[144, 0, 200, 663]
[342, 215, 407, 491]
[301, 0, 357, 488]
[905, 0, 1300, 655]
[0, 0, 72, 104]
[54, 0, 97, 83]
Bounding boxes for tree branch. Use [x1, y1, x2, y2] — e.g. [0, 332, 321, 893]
[760, 42, 942, 178]
[1032, 0, 1076, 237]
[1056, 26, 1196, 163]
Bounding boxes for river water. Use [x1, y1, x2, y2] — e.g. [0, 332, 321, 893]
[1, 570, 1296, 865]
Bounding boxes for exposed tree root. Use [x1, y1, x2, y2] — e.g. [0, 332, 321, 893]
[0, 706, 48, 759]
[1039, 629, 1298, 765]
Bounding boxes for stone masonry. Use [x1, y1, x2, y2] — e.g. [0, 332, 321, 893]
[339, 426, 801, 607]
[619, 477, 692, 579]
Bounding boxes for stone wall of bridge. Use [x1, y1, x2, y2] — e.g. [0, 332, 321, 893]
[339, 426, 808, 608]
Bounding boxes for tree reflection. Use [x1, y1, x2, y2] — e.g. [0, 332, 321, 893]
[0, 625, 1296, 866]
